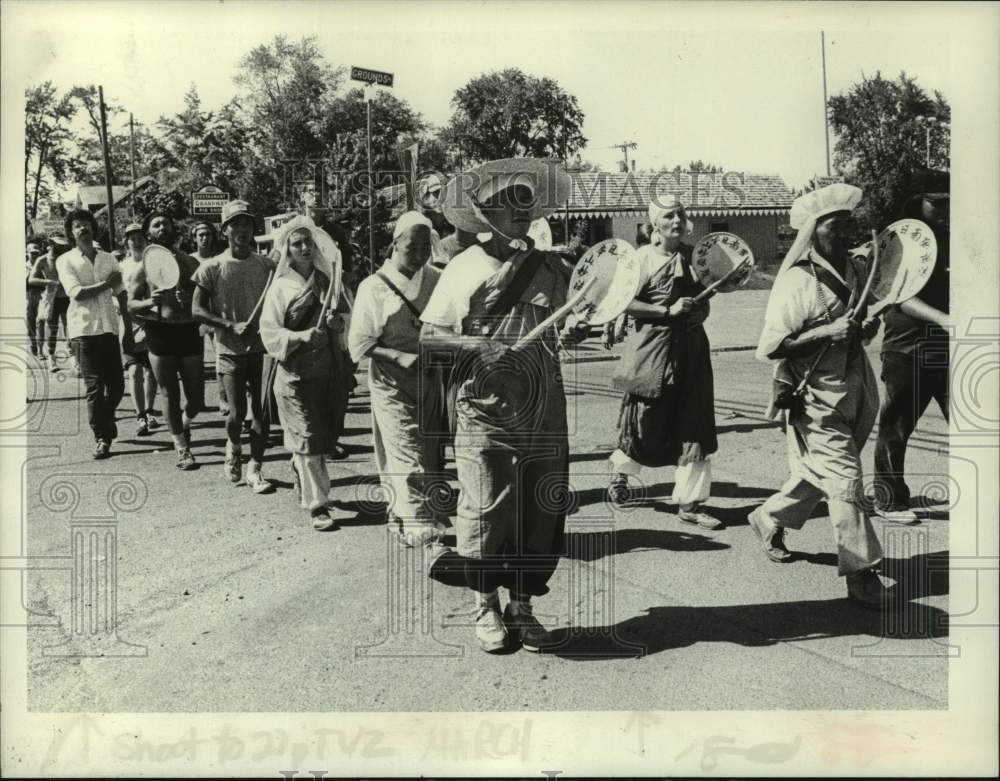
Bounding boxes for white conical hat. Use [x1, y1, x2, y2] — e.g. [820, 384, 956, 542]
[778, 182, 863, 275]
[789, 182, 862, 230]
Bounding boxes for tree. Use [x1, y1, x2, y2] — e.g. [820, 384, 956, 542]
[685, 160, 722, 173]
[24, 82, 77, 218]
[155, 86, 249, 197]
[234, 36, 343, 162]
[828, 71, 950, 232]
[444, 68, 586, 163]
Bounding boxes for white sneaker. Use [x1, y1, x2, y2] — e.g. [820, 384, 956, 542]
[875, 507, 920, 525]
[246, 467, 274, 494]
[475, 604, 508, 654]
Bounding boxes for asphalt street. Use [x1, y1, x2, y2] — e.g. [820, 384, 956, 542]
[22, 290, 950, 712]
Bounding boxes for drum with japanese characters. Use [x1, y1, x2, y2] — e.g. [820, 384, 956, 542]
[867, 219, 938, 310]
[568, 239, 642, 325]
[690, 232, 755, 292]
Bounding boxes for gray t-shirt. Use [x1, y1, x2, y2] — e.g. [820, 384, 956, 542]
[192, 250, 275, 354]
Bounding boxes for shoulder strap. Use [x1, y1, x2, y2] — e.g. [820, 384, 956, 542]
[376, 271, 423, 319]
[795, 257, 853, 309]
[484, 249, 543, 320]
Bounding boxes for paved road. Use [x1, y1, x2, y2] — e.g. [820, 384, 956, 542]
[22, 292, 949, 712]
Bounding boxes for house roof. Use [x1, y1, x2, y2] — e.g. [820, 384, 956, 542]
[561, 171, 794, 217]
[91, 176, 158, 217]
[76, 185, 130, 206]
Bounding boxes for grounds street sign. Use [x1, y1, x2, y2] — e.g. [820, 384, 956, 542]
[191, 185, 228, 217]
[350, 66, 394, 87]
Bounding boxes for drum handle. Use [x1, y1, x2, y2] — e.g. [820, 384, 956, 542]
[511, 275, 597, 351]
[692, 259, 750, 304]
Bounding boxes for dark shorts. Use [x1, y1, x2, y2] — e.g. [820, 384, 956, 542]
[216, 350, 265, 378]
[123, 348, 150, 370]
[144, 321, 203, 358]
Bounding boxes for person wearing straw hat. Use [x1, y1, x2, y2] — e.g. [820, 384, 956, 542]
[259, 215, 347, 531]
[55, 208, 134, 459]
[125, 210, 203, 469]
[751, 182, 888, 607]
[873, 169, 951, 524]
[419, 158, 587, 654]
[193, 200, 277, 493]
[348, 210, 446, 548]
[118, 222, 160, 437]
[607, 195, 721, 530]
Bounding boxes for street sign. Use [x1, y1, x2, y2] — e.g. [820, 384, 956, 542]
[350, 66, 394, 87]
[191, 185, 228, 217]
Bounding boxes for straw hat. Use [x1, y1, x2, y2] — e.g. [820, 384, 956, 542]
[440, 158, 570, 235]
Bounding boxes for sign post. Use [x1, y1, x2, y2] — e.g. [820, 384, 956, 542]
[191, 185, 229, 219]
[351, 66, 394, 275]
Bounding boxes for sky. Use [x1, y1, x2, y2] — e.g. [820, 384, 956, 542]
[6, 1, 960, 192]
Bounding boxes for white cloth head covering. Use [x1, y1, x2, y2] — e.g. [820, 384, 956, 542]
[274, 215, 341, 297]
[392, 210, 433, 240]
[778, 183, 863, 275]
[648, 193, 694, 236]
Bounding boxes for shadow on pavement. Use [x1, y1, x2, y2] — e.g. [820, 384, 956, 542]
[563, 528, 730, 561]
[548, 596, 949, 660]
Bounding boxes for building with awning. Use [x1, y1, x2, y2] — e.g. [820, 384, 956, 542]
[555, 171, 795, 266]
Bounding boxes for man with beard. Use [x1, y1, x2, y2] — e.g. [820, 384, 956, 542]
[55, 209, 134, 459]
[193, 200, 276, 493]
[125, 210, 203, 469]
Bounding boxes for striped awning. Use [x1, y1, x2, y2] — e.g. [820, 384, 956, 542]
[554, 207, 789, 219]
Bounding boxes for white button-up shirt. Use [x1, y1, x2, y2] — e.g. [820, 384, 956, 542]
[56, 247, 125, 339]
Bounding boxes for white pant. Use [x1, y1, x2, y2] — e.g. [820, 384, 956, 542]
[609, 450, 712, 505]
[292, 453, 330, 511]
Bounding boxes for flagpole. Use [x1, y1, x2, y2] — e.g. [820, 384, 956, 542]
[821, 31, 831, 177]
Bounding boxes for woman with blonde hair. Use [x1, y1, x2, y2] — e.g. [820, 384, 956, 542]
[608, 195, 720, 529]
[259, 216, 348, 531]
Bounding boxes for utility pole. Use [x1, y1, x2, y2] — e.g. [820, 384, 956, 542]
[821, 32, 831, 177]
[98, 86, 116, 248]
[129, 114, 137, 218]
[608, 141, 637, 173]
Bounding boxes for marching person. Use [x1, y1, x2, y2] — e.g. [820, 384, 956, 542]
[118, 222, 160, 436]
[751, 182, 888, 607]
[26, 242, 45, 360]
[259, 216, 345, 530]
[415, 172, 453, 268]
[348, 210, 445, 548]
[55, 208, 134, 459]
[191, 220, 219, 263]
[125, 211, 203, 468]
[42, 240, 74, 372]
[607, 196, 721, 530]
[190, 219, 230, 417]
[193, 200, 276, 492]
[420, 158, 587, 654]
[873, 170, 951, 523]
